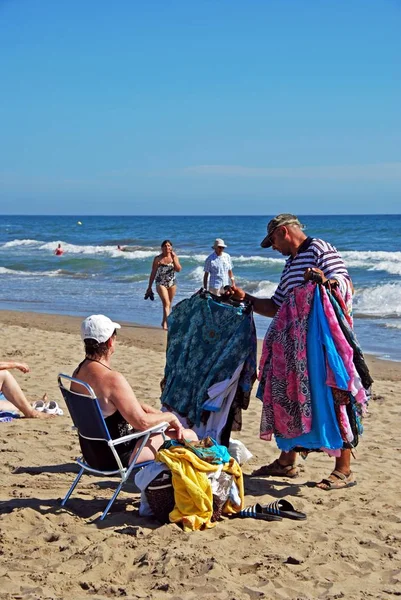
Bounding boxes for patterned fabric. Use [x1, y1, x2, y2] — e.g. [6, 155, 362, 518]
[204, 251, 233, 289]
[271, 237, 352, 308]
[327, 290, 373, 393]
[161, 292, 257, 426]
[258, 282, 315, 440]
[320, 287, 368, 411]
[155, 262, 176, 288]
[276, 286, 345, 453]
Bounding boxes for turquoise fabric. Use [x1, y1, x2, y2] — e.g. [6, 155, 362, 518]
[161, 293, 256, 426]
[162, 438, 232, 465]
[277, 286, 345, 452]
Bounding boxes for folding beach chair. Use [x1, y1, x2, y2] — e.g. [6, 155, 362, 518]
[58, 373, 169, 521]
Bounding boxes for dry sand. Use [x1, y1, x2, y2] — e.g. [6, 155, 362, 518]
[0, 309, 400, 600]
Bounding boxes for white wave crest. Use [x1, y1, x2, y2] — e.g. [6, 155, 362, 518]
[251, 280, 278, 297]
[2, 239, 42, 248]
[354, 283, 401, 317]
[188, 266, 205, 282]
[37, 241, 156, 259]
[234, 255, 285, 265]
[179, 253, 208, 262]
[115, 250, 156, 259]
[384, 322, 401, 330]
[341, 250, 401, 276]
[0, 267, 62, 277]
[0, 267, 21, 274]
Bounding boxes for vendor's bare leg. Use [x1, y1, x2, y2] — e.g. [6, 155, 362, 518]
[316, 449, 355, 490]
[251, 450, 299, 477]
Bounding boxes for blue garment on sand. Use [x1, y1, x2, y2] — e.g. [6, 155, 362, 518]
[161, 292, 256, 426]
[0, 411, 21, 422]
[277, 286, 346, 452]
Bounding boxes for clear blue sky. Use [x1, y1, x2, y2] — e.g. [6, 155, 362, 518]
[0, 0, 400, 215]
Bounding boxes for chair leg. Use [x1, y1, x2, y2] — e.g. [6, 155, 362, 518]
[99, 480, 125, 521]
[61, 467, 85, 506]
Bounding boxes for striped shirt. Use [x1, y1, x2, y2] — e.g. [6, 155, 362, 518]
[271, 237, 351, 307]
[204, 251, 233, 289]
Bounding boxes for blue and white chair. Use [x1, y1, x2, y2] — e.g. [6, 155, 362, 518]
[58, 373, 168, 521]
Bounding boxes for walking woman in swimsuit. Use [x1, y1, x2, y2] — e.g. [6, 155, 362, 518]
[146, 240, 182, 330]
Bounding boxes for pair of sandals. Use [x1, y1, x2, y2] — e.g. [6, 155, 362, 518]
[32, 398, 64, 416]
[234, 499, 306, 522]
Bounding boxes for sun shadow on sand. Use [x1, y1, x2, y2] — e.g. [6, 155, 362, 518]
[0, 494, 163, 530]
[243, 474, 308, 499]
[13, 463, 80, 475]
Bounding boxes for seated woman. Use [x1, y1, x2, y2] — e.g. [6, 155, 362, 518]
[72, 314, 197, 470]
[0, 361, 52, 419]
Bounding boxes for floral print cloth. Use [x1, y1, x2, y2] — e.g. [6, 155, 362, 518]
[257, 282, 315, 441]
[161, 292, 257, 426]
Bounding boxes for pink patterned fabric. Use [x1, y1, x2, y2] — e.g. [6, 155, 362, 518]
[259, 282, 315, 440]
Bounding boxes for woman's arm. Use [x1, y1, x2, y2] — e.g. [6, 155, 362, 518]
[147, 256, 159, 290]
[108, 372, 184, 437]
[171, 251, 182, 272]
[141, 402, 161, 415]
[0, 361, 30, 373]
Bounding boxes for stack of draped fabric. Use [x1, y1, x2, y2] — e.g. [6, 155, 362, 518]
[161, 290, 257, 446]
[257, 282, 373, 456]
[135, 438, 244, 531]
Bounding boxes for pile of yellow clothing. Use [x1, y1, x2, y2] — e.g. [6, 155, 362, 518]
[156, 445, 244, 531]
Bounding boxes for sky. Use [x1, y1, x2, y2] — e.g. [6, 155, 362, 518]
[0, 0, 400, 215]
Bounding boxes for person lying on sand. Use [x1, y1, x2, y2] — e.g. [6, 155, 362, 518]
[0, 361, 54, 419]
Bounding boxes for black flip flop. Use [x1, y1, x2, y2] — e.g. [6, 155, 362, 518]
[234, 503, 283, 522]
[261, 499, 307, 521]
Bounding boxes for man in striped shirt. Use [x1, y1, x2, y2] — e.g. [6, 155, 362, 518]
[228, 214, 355, 490]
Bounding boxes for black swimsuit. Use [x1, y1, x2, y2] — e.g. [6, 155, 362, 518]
[74, 358, 137, 470]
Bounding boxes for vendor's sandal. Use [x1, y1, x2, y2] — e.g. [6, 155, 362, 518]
[261, 499, 307, 520]
[316, 470, 356, 491]
[250, 459, 300, 478]
[234, 503, 283, 522]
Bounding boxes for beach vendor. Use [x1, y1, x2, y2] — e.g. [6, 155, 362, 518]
[203, 238, 235, 296]
[226, 213, 372, 490]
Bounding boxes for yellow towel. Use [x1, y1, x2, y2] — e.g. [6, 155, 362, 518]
[156, 446, 244, 531]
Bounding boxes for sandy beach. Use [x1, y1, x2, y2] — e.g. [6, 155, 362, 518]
[1, 309, 400, 600]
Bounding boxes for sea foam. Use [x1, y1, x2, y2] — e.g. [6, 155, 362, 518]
[354, 283, 401, 317]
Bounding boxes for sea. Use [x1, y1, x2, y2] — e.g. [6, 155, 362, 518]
[1, 214, 401, 361]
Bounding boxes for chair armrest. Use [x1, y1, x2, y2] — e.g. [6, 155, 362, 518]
[110, 422, 169, 447]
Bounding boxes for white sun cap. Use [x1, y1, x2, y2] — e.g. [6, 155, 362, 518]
[81, 314, 121, 343]
[212, 238, 227, 249]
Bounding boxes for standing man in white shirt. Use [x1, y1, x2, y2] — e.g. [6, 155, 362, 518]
[203, 238, 235, 296]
